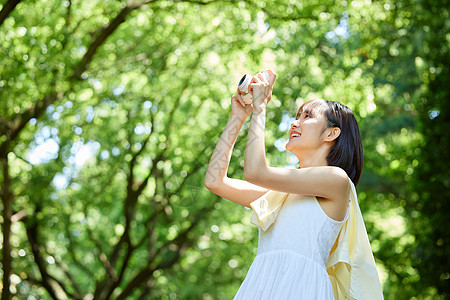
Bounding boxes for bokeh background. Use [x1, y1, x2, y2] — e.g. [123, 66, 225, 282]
[0, 0, 449, 299]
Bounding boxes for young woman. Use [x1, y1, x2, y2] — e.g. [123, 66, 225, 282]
[204, 70, 382, 299]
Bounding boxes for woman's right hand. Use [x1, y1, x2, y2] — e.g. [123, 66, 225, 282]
[231, 88, 253, 118]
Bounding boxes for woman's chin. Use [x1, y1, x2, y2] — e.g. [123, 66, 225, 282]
[286, 139, 296, 150]
[285, 143, 294, 153]
[286, 142, 301, 155]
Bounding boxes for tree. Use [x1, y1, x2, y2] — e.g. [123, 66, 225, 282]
[408, 0, 450, 296]
[0, 0, 260, 297]
[0, 0, 448, 298]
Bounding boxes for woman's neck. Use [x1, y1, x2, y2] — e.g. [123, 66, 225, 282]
[298, 157, 328, 168]
[296, 147, 329, 168]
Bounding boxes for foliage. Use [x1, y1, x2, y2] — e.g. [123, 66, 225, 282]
[0, 0, 448, 299]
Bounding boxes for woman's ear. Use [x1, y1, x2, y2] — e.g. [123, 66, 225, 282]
[324, 127, 341, 142]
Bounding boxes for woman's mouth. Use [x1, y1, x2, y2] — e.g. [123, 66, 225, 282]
[290, 131, 301, 139]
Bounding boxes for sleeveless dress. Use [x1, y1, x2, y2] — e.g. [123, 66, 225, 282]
[234, 194, 350, 299]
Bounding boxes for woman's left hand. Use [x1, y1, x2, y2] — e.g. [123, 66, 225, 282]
[249, 69, 277, 111]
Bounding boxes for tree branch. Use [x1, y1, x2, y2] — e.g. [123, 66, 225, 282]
[137, 279, 154, 300]
[11, 209, 27, 223]
[108, 153, 161, 269]
[53, 258, 83, 300]
[105, 172, 162, 300]
[103, 243, 136, 299]
[109, 44, 216, 296]
[116, 206, 212, 299]
[1, 154, 13, 300]
[0, 0, 22, 27]
[115, 268, 155, 300]
[72, 0, 157, 79]
[173, 0, 239, 5]
[26, 208, 69, 300]
[0, 91, 63, 157]
[59, 167, 119, 283]
[66, 0, 72, 25]
[89, 165, 133, 298]
[64, 223, 96, 278]
[108, 123, 163, 271]
[86, 225, 118, 282]
[140, 199, 164, 263]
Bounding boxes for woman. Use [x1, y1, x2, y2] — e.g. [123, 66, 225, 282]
[204, 70, 382, 299]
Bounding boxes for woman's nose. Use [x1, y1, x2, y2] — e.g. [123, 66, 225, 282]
[290, 119, 299, 129]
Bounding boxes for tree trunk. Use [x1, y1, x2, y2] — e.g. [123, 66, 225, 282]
[1, 154, 13, 300]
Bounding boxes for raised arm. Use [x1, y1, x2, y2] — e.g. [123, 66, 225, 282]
[205, 93, 268, 207]
[243, 70, 349, 201]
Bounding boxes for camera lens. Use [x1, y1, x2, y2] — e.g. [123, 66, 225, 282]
[238, 74, 247, 86]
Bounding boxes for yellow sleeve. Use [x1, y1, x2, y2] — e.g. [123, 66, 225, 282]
[249, 190, 289, 231]
[326, 178, 384, 300]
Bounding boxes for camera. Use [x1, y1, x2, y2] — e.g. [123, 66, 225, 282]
[238, 70, 270, 104]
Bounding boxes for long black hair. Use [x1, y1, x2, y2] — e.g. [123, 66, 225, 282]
[297, 99, 364, 185]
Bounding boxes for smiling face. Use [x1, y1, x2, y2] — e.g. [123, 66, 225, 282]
[284, 99, 364, 184]
[286, 103, 327, 154]
[285, 100, 341, 166]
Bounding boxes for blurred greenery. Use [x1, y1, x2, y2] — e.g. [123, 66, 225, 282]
[0, 0, 448, 299]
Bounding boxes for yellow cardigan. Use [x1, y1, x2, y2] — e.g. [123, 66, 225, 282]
[250, 178, 384, 300]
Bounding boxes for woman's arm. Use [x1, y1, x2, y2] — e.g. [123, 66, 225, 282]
[243, 71, 348, 201]
[204, 95, 268, 207]
[244, 106, 348, 199]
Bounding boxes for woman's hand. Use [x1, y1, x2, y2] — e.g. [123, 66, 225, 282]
[230, 88, 253, 118]
[249, 69, 277, 112]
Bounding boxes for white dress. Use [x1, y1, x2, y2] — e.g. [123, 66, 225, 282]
[234, 194, 350, 299]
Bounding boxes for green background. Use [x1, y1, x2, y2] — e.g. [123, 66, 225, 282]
[0, 0, 448, 298]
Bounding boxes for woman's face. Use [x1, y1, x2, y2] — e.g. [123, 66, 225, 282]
[285, 106, 328, 154]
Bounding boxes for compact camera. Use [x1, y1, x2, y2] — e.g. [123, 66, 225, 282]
[238, 70, 270, 104]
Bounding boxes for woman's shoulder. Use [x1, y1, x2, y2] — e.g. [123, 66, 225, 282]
[310, 166, 349, 188]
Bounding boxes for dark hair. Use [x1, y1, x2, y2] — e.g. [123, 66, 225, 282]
[297, 99, 364, 185]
